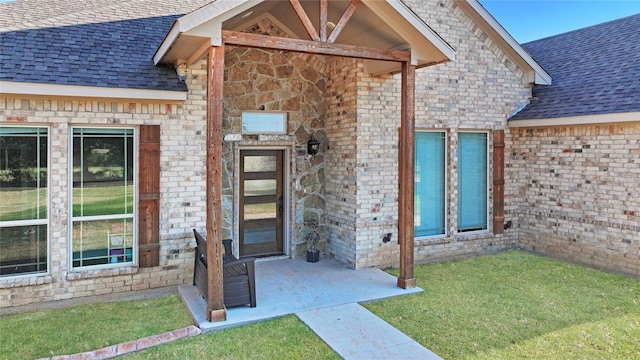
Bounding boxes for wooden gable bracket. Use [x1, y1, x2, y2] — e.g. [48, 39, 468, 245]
[289, 0, 361, 44]
[327, 0, 359, 43]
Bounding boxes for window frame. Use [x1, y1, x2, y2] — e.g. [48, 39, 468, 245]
[0, 125, 50, 278]
[68, 126, 138, 270]
[414, 129, 448, 239]
[456, 130, 490, 234]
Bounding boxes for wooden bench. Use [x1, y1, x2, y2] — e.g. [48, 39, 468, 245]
[193, 229, 256, 308]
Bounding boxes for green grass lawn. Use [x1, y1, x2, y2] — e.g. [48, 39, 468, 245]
[365, 250, 640, 359]
[125, 315, 340, 360]
[0, 293, 193, 360]
[1, 251, 638, 359]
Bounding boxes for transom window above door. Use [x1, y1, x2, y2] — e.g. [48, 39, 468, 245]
[241, 112, 287, 134]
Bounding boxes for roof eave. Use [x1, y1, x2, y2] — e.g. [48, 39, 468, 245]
[153, 21, 182, 65]
[153, 0, 262, 65]
[459, 0, 552, 85]
[0, 81, 187, 101]
[509, 111, 640, 128]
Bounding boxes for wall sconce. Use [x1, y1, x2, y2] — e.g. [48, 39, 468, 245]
[307, 134, 320, 155]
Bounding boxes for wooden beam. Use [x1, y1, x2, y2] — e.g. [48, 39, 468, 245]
[327, 0, 360, 44]
[397, 61, 416, 290]
[492, 130, 505, 234]
[289, 0, 320, 42]
[187, 40, 211, 65]
[319, 0, 328, 42]
[206, 44, 226, 322]
[222, 30, 410, 62]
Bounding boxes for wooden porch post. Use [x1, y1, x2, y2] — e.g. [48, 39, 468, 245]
[492, 130, 505, 234]
[206, 44, 226, 322]
[397, 60, 416, 289]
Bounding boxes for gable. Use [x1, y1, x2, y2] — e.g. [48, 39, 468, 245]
[455, 0, 551, 85]
[153, 0, 456, 74]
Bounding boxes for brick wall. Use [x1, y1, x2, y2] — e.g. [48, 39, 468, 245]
[0, 62, 208, 307]
[345, 0, 530, 269]
[511, 123, 640, 276]
[353, 70, 401, 268]
[322, 0, 533, 269]
[325, 57, 359, 267]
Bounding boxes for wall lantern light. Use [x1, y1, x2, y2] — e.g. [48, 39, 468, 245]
[307, 134, 320, 155]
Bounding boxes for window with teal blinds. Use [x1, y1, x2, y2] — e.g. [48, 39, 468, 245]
[414, 131, 446, 237]
[457, 132, 488, 232]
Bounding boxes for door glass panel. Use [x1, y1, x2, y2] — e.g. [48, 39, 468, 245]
[244, 179, 276, 196]
[244, 219, 277, 245]
[243, 203, 276, 220]
[244, 156, 276, 172]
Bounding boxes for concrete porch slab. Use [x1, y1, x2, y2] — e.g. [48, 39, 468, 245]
[179, 256, 422, 332]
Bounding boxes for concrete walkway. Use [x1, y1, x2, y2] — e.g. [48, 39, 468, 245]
[298, 303, 441, 360]
[181, 257, 442, 359]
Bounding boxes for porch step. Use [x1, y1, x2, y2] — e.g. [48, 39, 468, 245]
[296, 303, 442, 360]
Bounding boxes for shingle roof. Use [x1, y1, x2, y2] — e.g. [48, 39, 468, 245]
[0, 0, 213, 92]
[510, 13, 640, 121]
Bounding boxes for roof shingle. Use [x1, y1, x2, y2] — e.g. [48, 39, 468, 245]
[1, 16, 186, 91]
[0, 0, 214, 92]
[510, 13, 640, 121]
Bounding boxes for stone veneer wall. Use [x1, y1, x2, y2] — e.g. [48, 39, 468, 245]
[0, 62, 209, 307]
[221, 18, 327, 257]
[510, 123, 640, 276]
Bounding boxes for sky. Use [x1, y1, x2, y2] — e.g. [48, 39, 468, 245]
[478, 0, 640, 43]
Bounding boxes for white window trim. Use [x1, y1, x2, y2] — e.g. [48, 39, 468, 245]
[0, 125, 51, 279]
[414, 129, 448, 240]
[68, 126, 138, 271]
[456, 130, 490, 235]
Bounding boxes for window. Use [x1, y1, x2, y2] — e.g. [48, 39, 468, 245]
[241, 112, 287, 134]
[457, 132, 488, 232]
[414, 131, 446, 237]
[0, 127, 48, 277]
[71, 128, 135, 268]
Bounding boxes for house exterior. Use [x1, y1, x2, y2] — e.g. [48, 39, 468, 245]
[0, 0, 637, 313]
